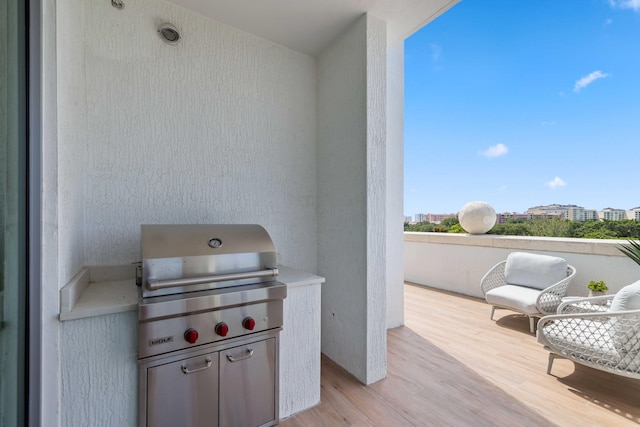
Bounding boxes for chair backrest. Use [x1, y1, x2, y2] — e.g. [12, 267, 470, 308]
[610, 280, 640, 312]
[504, 252, 569, 290]
[609, 280, 640, 354]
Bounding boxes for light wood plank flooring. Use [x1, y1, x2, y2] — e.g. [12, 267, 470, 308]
[280, 283, 640, 427]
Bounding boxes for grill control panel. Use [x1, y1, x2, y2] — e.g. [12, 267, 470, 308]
[139, 300, 283, 359]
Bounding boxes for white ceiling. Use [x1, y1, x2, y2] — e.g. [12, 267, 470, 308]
[166, 0, 459, 56]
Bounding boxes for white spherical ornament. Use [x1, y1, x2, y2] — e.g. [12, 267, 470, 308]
[459, 201, 496, 234]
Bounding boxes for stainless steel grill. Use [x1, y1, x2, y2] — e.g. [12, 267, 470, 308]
[137, 224, 286, 427]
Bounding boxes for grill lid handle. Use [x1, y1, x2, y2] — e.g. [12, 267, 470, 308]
[146, 268, 279, 291]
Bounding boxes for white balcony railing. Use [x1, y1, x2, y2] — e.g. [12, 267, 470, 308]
[404, 232, 640, 298]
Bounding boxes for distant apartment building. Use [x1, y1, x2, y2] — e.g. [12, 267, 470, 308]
[584, 210, 599, 221]
[568, 206, 599, 222]
[526, 204, 578, 219]
[600, 207, 627, 221]
[425, 213, 457, 224]
[497, 211, 564, 224]
[496, 212, 530, 224]
[411, 212, 456, 224]
[405, 216, 413, 222]
[410, 204, 639, 226]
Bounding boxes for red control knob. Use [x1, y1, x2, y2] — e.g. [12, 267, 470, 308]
[215, 322, 229, 337]
[184, 329, 199, 344]
[243, 317, 256, 331]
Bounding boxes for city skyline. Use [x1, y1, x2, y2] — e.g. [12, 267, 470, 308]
[408, 202, 640, 217]
[408, 203, 640, 223]
[404, 0, 640, 215]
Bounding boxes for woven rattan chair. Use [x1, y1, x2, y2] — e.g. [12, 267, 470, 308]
[480, 252, 576, 333]
[537, 281, 640, 379]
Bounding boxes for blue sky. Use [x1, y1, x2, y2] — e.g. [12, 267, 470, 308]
[404, 0, 640, 216]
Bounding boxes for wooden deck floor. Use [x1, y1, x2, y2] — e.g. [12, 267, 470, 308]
[280, 283, 640, 427]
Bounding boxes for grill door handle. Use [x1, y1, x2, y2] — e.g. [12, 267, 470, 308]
[181, 357, 212, 374]
[226, 348, 254, 363]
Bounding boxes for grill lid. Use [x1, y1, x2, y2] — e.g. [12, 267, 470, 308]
[140, 224, 278, 298]
[141, 224, 276, 259]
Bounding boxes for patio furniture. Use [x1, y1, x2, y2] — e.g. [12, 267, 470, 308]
[537, 280, 640, 379]
[480, 252, 577, 333]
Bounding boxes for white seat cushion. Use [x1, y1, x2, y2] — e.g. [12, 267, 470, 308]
[485, 285, 541, 315]
[504, 252, 568, 290]
[610, 280, 640, 312]
[609, 280, 640, 353]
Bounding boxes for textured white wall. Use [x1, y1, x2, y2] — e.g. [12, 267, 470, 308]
[317, 15, 367, 382]
[365, 16, 387, 384]
[58, 0, 317, 278]
[279, 283, 322, 418]
[57, 0, 86, 289]
[60, 312, 138, 427]
[405, 233, 640, 298]
[317, 14, 387, 385]
[385, 42, 404, 329]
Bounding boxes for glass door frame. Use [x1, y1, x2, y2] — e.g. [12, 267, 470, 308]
[26, 0, 42, 424]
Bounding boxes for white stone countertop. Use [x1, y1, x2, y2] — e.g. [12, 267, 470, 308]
[278, 266, 325, 288]
[59, 265, 324, 321]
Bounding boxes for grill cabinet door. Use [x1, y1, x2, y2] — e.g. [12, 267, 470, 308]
[146, 352, 219, 427]
[219, 338, 276, 427]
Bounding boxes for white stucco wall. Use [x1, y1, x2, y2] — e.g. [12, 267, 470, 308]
[279, 282, 322, 418]
[365, 16, 387, 384]
[57, 0, 318, 280]
[317, 14, 387, 385]
[405, 233, 640, 298]
[57, 0, 86, 293]
[385, 42, 404, 329]
[60, 312, 138, 427]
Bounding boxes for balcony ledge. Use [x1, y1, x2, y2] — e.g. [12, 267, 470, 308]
[404, 232, 629, 257]
[404, 232, 640, 299]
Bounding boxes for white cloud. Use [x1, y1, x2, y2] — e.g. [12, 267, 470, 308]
[605, 18, 613, 25]
[430, 43, 442, 61]
[480, 143, 508, 158]
[545, 176, 567, 189]
[574, 70, 609, 92]
[609, 0, 640, 12]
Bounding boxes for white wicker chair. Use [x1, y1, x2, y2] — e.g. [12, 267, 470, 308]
[480, 252, 576, 333]
[538, 282, 640, 379]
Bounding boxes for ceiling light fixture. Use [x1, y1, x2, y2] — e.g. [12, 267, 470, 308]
[158, 23, 181, 45]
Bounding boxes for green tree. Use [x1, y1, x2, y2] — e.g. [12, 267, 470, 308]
[405, 214, 640, 239]
[525, 217, 571, 237]
[440, 217, 459, 228]
[448, 224, 466, 233]
[488, 223, 531, 236]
